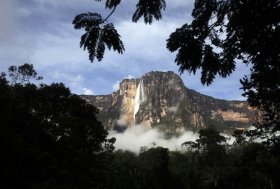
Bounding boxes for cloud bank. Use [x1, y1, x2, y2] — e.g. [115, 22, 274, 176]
[108, 124, 241, 153]
[109, 125, 199, 153]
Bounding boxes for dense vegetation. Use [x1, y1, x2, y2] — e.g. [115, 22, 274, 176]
[0, 64, 115, 188]
[109, 129, 280, 189]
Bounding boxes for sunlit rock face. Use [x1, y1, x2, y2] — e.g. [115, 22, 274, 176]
[81, 71, 261, 133]
[119, 79, 138, 127]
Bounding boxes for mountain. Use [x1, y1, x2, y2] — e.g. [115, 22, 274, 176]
[81, 71, 261, 133]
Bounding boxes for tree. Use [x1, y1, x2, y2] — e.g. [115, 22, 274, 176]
[0, 65, 114, 189]
[108, 150, 138, 189]
[182, 129, 226, 161]
[73, 0, 280, 131]
[8, 63, 43, 84]
[137, 147, 173, 189]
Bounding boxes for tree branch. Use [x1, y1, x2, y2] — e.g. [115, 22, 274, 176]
[102, 6, 117, 23]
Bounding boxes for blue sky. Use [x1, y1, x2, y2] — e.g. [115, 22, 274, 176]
[0, 0, 250, 100]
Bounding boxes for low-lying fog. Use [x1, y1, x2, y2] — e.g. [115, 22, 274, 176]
[108, 125, 237, 153]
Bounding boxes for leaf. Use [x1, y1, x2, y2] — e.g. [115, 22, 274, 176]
[73, 12, 102, 30]
[201, 45, 220, 85]
[167, 24, 203, 75]
[102, 23, 125, 53]
[79, 26, 102, 62]
[105, 0, 121, 9]
[166, 24, 189, 52]
[132, 0, 166, 24]
[95, 30, 106, 61]
[73, 13, 125, 62]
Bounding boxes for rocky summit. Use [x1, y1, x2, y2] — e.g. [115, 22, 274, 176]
[81, 71, 261, 133]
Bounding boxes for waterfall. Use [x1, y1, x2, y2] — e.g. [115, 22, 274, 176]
[134, 79, 145, 122]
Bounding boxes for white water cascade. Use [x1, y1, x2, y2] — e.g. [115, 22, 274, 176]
[134, 79, 145, 122]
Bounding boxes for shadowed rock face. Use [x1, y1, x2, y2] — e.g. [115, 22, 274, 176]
[81, 71, 261, 133]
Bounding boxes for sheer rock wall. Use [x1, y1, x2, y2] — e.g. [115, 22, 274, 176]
[81, 71, 261, 132]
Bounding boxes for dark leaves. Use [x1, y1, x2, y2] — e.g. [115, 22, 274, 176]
[166, 24, 189, 53]
[0, 67, 114, 188]
[102, 23, 125, 53]
[73, 13, 124, 62]
[105, 0, 121, 9]
[201, 45, 220, 85]
[132, 0, 166, 24]
[8, 63, 43, 84]
[167, 23, 237, 85]
[73, 12, 102, 30]
[93, 0, 121, 9]
[167, 24, 203, 75]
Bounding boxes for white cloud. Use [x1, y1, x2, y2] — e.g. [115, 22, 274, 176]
[82, 88, 94, 95]
[0, 0, 16, 42]
[112, 80, 120, 91]
[48, 71, 95, 95]
[125, 74, 135, 79]
[117, 21, 182, 60]
[109, 124, 242, 153]
[49, 71, 84, 88]
[70, 75, 84, 88]
[32, 0, 95, 9]
[167, 0, 194, 9]
[112, 75, 135, 91]
[109, 125, 199, 153]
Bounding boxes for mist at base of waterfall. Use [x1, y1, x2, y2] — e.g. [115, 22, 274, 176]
[108, 124, 244, 153]
[108, 125, 199, 153]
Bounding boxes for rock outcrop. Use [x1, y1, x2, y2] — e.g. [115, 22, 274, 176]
[81, 71, 261, 132]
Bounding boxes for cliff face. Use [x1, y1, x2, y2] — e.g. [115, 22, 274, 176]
[81, 71, 261, 132]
